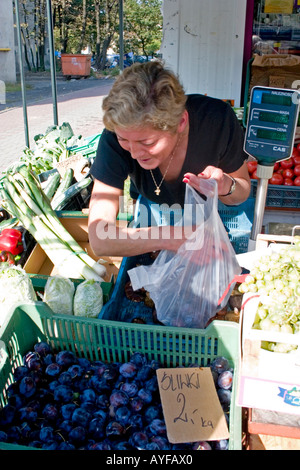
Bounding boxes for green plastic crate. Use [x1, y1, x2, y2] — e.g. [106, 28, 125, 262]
[0, 302, 242, 450]
[69, 133, 101, 159]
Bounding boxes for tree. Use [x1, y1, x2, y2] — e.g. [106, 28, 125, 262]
[16, 0, 48, 71]
[124, 0, 162, 58]
[17, 0, 163, 72]
[94, 0, 119, 70]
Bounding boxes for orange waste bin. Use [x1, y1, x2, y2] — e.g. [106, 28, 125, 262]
[61, 54, 92, 78]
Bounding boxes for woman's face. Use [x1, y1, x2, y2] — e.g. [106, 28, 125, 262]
[115, 126, 177, 170]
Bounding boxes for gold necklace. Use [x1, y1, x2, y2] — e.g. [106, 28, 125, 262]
[150, 134, 182, 196]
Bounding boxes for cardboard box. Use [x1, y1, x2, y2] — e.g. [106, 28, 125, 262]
[238, 234, 300, 416]
[24, 211, 124, 283]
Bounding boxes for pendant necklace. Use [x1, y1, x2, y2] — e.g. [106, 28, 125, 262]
[150, 134, 182, 196]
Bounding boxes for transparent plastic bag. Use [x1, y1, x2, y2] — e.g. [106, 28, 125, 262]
[128, 179, 241, 328]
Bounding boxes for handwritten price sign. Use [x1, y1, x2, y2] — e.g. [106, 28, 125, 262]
[156, 367, 229, 443]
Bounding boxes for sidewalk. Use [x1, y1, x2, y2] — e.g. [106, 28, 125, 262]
[0, 72, 114, 173]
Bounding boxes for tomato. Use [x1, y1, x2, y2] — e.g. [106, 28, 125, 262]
[297, 143, 300, 153]
[269, 172, 283, 185]
[247, 160, 258, 174]
[283, 178, 294, 186]
[274, 162, 280, 171]
[294, 164, 300, 176]
[280, 158, 294, 169]
[282, 168, 294, 179]
[294, 176, 300, 186]
[292, 154, 300, 165]
[293, 146, 299, 154]
[251, 168, 259, 180]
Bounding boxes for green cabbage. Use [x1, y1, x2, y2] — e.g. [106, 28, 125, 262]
[0, 265, 37, 327]
[44, 275, 74, 315]
[73, 279, 103, 318]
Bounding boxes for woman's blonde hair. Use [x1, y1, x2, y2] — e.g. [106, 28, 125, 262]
[102, 60, 187, 133]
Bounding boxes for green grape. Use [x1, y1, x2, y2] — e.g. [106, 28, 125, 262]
[245, 274, 255, 284]
[256, 305, 268, 320]
[264, 272, 274, 282]
[280, 323, 294, 334]
[260, 318, 280, 332]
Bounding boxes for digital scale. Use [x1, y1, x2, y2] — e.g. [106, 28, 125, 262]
[244, 86, 300, 250]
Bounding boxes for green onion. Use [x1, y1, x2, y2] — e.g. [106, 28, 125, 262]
[0, 165, 106, 282]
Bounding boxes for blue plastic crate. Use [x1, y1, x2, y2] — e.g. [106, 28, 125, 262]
[218, 198, 255, 255]
[133, 195, 255, 255]
[251, 179, 300, 208]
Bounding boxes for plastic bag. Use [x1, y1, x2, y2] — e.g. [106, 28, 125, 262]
[128, 179, 241, 329]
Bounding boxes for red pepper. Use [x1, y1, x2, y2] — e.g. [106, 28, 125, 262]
[0, 229, 24, 256]
[0, 251, 16, 265]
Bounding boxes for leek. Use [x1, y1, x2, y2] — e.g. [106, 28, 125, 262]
[0, 165, 106, 282]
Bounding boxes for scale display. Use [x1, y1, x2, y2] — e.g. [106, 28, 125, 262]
[244, 86, 300, 165]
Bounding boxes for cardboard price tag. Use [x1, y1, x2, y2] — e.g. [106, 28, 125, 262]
[55, 154, 89, 178]
[156, 367, 229, 443]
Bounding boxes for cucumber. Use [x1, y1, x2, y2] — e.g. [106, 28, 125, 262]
[51, 167, 74, 202]
[51, 176, 92, 210]
[43, 171, 61, 199]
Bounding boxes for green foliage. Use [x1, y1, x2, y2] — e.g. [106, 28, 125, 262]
[20, 0, 162, 71]
[123, 0, 163, 57]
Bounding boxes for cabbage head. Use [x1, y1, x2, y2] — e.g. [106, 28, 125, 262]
[73, 279, 103, 318]
[0, 265, 37, 327]
[44, 275, 74, 315]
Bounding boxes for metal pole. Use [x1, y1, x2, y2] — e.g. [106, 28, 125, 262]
[119, 0, 124, 72]
[14, 0, 29, 147]
[248, 164, 274, 251]
[46, 0, 58, 125]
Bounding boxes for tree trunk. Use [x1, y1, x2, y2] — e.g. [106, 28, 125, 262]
[61, 0, 69, 53]
[79, 0, 87, 53]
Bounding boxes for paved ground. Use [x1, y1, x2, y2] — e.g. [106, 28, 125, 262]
[0, 72, 115, 173]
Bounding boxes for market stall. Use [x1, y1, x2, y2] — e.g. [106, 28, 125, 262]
[0, 0, 300, 451]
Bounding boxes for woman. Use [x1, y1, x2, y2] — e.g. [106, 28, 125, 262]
[88, 60, 251, 257]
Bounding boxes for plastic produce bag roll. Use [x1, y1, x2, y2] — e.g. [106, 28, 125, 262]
[128, 180, 241, 329]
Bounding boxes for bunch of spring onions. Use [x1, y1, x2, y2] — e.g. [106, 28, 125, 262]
[0, 164, 106, 282]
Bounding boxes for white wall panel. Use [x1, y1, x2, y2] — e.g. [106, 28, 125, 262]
[161, 0, 247, 105]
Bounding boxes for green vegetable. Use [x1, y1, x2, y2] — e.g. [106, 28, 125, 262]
[43, 275, 74, 315]
[0, 265, 37, 327]
[43, 171, 61, 200]
[51, 176, 92, 210]
[0, 165, 106, 282]
[0, 217, 18, 230]
[73, 279, 103, 318]
[51, 168, 74, 202]
[4, 123, 82, 177]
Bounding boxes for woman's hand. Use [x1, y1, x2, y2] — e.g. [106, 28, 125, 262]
[183, 162, 251, 205]
[183, 166, 233, 195]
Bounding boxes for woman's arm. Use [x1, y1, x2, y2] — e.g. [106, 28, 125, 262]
[183, 161, 251, 205]
[88, 179, 186, 257]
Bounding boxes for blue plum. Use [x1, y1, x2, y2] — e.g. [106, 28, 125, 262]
[119, 362, 137, 378]
[19, 376, 36, 398]
[53, 385, 74, 403]
[109, 390, 129, 408]
[120, 381, 139, 398]
[217, 370, 233, 390]
[211, 356, 230, 374]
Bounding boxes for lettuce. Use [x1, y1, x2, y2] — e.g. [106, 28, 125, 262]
[44, 275, 74, 315]
[73, 279, 103, 318]
[0, 265, 37, 327]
